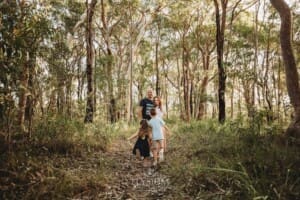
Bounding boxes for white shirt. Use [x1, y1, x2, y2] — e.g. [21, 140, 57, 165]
[155, 107, 163, 119]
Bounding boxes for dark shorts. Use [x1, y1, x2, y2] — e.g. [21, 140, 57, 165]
[133, 137, 150, 157]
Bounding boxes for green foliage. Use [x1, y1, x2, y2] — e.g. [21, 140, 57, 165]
[32, 116, 115, 154]
[164, 119, 299, 199]
[34, 115, 84, 141]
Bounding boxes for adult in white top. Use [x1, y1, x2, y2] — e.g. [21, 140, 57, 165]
[153, 96, 163, 119]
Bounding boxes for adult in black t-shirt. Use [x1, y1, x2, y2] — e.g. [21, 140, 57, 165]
[139, 89, 154, 120]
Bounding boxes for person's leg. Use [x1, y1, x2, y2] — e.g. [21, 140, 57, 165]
[135, 149, 141, 160]
[158, 140, 164, 162]
[142, 157, 151, 167]
[152, 141, 158, 166]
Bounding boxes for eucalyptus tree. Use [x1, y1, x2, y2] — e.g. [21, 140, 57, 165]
[157, 23, 183, 117]
[96, 0, 121, 123]
[167, 0, 198, 121]
[191, 5, 216, 120]
[213, 0, 228, 123]
[124, 1, 163, 122]
[270, 0, 300, 136]
[149, 12, 177, 114]
[83, 0, 97, 123]
[0, 1, 51, 136]
[40, 0, 85, 118]
[229, 22, 257, 118]
[94, 0, 149, 122]
[156, 0, 217, 120]
[295, 14, 300, 64]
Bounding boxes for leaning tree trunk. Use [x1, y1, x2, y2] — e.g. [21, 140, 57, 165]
[270, 0, 300, 137]
[214, 0, 228, 123]
[84, 0, 97, 123]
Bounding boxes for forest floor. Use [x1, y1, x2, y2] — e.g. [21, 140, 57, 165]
[94, 137, 178, 200]
[1, 136, 184, 200]
[3, 121, 299, 199]
[1, 128, 191, 200]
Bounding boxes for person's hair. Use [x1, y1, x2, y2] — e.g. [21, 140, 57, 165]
[147, 88, 153, 93]
[153, 96, 162, 110]
[138, 119, 149, 137]
[150, 108, 156, 116]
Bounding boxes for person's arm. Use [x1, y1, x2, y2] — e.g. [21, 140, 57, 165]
[138, 106, 143, 119]
[127, 130, 139, 141]
[147, 129, 152, 146]
[138, 99, 144, 119]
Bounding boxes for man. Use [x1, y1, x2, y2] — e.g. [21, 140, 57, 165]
[139, 88, 154, 120]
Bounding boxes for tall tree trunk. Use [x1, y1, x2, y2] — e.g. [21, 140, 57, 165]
[77, 57, 83, 103]
[190, 81, 194, 117]
[84, 0, 97, 123]
[214, 0, 228, 123]
[264, 31, 273, 122]
[155, 23, 161, 96]
[100, 0, 116, 123]
[25, 52, 36, 138]
[197, 45, 214, 120]
[182, 34, 191, 121]
[93, 50, 97, 115]
[270, 0, 300, 136]
[277, 55, 282, 122]
[230, 78, 234, 118]
[17, 53, 30, 133]
[197, 76, 209, 120]
[176, 55, 184, 120]
[250, 0, 261, 118]
[57, 76, 65, 115]
[164, 65, 169, 119]
[66, 74, 72, 116]
[127, 10, 133, 123]
[238, 80, 242, 116]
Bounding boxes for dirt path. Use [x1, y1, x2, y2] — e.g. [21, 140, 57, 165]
[97, 138, 175, 200]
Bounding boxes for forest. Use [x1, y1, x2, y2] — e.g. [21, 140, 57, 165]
[0, 0, 299, 199]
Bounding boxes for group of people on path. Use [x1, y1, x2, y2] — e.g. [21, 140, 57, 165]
[128, 88, 170, 167]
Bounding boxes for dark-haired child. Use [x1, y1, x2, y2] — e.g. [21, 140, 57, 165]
[128, 119, 151, 161]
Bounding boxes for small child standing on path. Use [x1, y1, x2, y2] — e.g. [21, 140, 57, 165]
[148, 108, 166, 166]
[128, 119, 151, 162]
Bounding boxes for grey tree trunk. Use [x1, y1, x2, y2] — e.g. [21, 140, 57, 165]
[84, 0, 97, 123]
[18, 54, 30, 133]
[270, 0, 300, 137]
[213, 0, 228, 123]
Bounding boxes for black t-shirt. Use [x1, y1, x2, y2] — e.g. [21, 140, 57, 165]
[140, 98, 154, 120]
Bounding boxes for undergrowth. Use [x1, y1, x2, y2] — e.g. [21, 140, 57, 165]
[1, 115, 299, 199]
[0, 116, 128, 199]
[163, 118, 300, 200]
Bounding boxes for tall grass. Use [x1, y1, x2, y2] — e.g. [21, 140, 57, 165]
[32, 115, 122, 154]
[0, 116, 126, 199]
[164, 118, 300, 199]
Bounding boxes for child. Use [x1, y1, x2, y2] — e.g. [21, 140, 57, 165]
[148, 108, 166, 166]
[153, 96, 172, 153]
[128, 119, 151, 161]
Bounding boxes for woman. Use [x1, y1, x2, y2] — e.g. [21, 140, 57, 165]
[153, 96, 163, 119]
